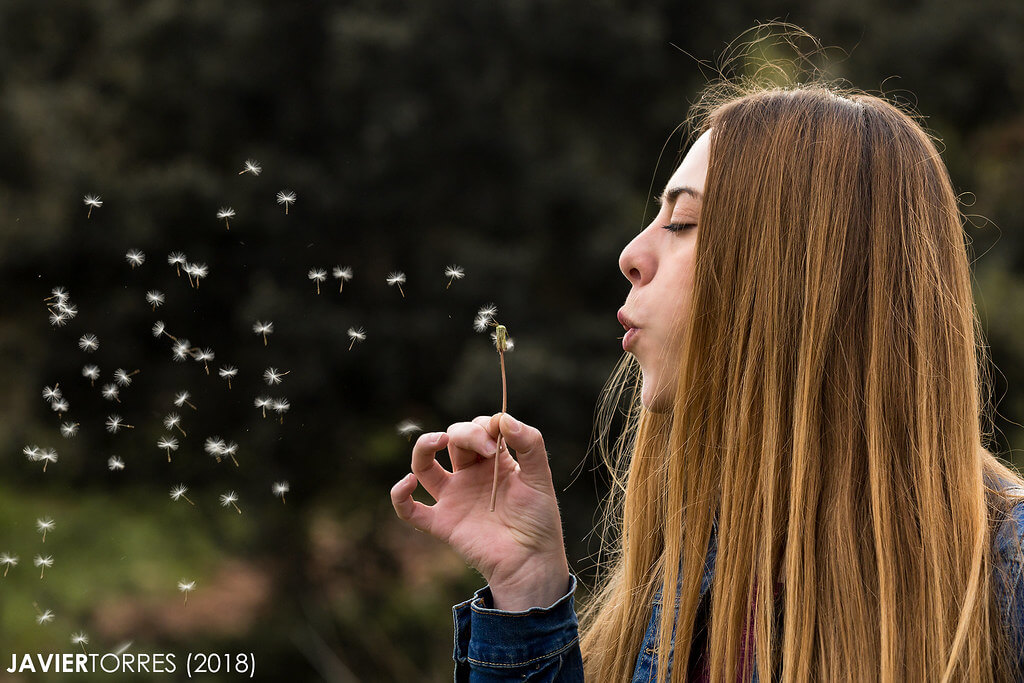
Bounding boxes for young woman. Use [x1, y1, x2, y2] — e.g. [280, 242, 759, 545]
[390, 79, 1024, 681]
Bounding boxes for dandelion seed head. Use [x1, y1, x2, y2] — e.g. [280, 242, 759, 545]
[218, 365, 238, 379]
[105, 415, 125, 433]
[173, 391, 191, 407]
[36, 609, 55, 625]
[71, 632, 89, 645]
[263, 367, 286, 385]
[195, 348, 215, 363]
[396, 420, 422, 437]
[253, 320, 274, 335]
[49, 311, 69, 327]
[36, 518, 55, 533]
[178, 579, 196, 592]
[273, 481, 290, 497]
[152, 321, 166, 337]
[163, 413, 181, 429]
[254, 396, 271, 408]
[56, 302, 78, 319]
[333, 266, 353, 280]
[241, 159, 262, 175]
[33, 555, 54, 568]
[308, 268, 327, 282]
[82, 365, 100, 381]
[170, 485, 189, 501]
[23, 445, 42, 461]
[172, 342, 190, 362]
[271, 399, 290, 414]
[39, 448, 58, 464]
[42, 386, 62, 401]
[60, 422, 79, 438]
[101, 384, 120, 401]
[83, 195, 102, 208]
[167, 252, 186, 266]
[204, 437, 227, 455]
[145, 291, 165, 307]
[445, 265, 465, 280]
[107, 456, 124, 471]
[276, 190, 297, 205]
[78, 333, 99, 352]
[217, 207, 235, 220]
[347, 327, 366, 342]
[219, 491, 238, 507]
[51, 399, 69, 414]
[113, 369, 133, 386]
[0, 553, 18, 567]
[477, 303, 498, 320]
[157, 437, 179, 451]
[125, 249, 145, 267]
[386, 271, 406, 286]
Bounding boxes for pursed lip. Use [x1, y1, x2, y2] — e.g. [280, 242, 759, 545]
[617, 308, 640, 332]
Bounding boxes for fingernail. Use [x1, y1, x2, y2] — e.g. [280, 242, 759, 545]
[504, 414, 522, 433]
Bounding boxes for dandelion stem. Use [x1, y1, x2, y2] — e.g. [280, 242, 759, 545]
[184, 495, 194, 506]
[490, 347, 508, 513]
[232, 502, 242, 514]
[398, 284, 405, 298]
[3, 565, 8, 577]
[79, 642, 87, 655]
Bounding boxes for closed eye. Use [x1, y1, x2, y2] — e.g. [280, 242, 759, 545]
[663, 223, 696, 233]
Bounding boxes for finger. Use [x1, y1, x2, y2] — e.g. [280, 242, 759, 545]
[474, 414, 501, 440]
[390, 473, 434, 533]
[447, 421, 504, 471]
[411, 432, 451, 499]
[498, 413, 552, 490]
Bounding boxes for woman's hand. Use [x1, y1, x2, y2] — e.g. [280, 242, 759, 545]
[390, 412, 570, 611]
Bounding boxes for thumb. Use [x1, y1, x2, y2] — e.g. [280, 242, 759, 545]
[498, 413, 552, 490]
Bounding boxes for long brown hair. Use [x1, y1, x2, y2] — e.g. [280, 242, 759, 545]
[579, 26, 1024, 682]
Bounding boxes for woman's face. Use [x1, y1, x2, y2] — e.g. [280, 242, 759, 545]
[618, 129, 711, 413]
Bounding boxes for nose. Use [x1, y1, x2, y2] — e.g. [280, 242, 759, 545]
[618, 229, 652, 286]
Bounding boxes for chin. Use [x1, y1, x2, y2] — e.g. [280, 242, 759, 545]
[641, 375, 674, 414]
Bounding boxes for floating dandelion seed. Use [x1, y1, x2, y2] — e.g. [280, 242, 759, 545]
[71, 632, 89, 654]
[253, 320, 274, 346]
[254, 396, 271, 418]
[78, 333, 99, 352]
[273, 481, 289, 504]
[308, 268, 327, 294]
[219, 491, 242, 514]
[48, 310, 69, 327]
[194, 348, 215, 375]
[396, 420, 422, 441]
[346, 326, 366, 350]
[163, 412, 186, 436]
[0, 553, 17, 577]
[167, 252, 186, 277]
[114, 368, 139, 387]
[82, 365, 100, 386]
[218, 365, 237, 389]
[101, 384, 121, 403]
[444, 265, 465, 289]
[153, 320, 176, 340]
[239, 159, 261, 176]
[174, 391, 196, 410]
[125, 249, 145, 268]
[51, 399, 69, 417]
[105, 414, 133, 434]
[44, 286, 68, 303]
[172, 340, 192, 362]
[36, 609, 55, 624]
[178, 579, 196, 604]
[184, 262, 208, 289]
[271, 398, 290, 424]
[474, 303, 497, 332]
[217, 207, 235, 230]
[34, 555, 53, 579]
[157, 436, 179, 462]
[263, 367, 289, 385]
[276, 190, 296, 214]
[36, 517, 55, 543]
[170, 484, 194, 506]
[204, 436, 227, 463]
[333, 266, 353, 293]
[146, 290, 165, 310]
[56, 301, 78, 320]
[83, 194, 102, 218]
[107, 456, 124, 471]
[59, 422, 79, 438]
[42, 385, 62, 402]
[23, 445, 41, 462]
[386, 271, 406, 297]
[37, 448, 58, 472]
[222, 441, 240, 467]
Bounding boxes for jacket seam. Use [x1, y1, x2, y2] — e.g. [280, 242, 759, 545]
[467, 635, 580, 668]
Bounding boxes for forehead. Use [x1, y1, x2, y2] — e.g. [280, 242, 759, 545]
[664, 128, 711, 198]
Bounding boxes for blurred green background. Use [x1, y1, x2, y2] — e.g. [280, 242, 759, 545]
[1, 2, 1023, 681]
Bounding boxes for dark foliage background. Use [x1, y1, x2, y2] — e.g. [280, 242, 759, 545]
[1, 2, 1022, 681]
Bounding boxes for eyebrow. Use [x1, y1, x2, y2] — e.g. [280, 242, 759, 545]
[657, 186, 704, 206]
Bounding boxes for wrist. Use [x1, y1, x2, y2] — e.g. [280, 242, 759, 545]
[488, 559, 571, 612]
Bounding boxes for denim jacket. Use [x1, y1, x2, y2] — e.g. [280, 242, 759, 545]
[453, 498, 1024, 681]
